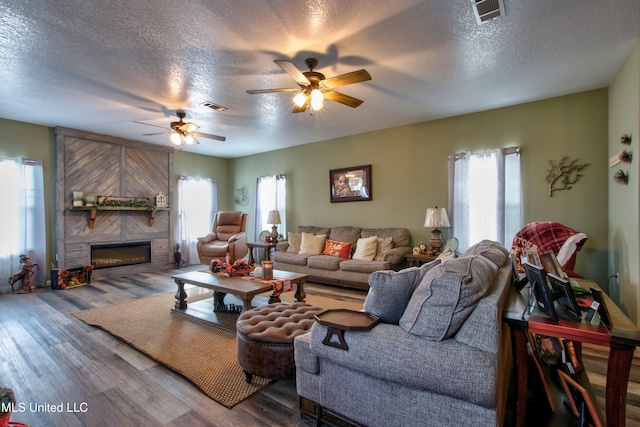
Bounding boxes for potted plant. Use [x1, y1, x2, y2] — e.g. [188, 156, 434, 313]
[0, 387, 16, 427]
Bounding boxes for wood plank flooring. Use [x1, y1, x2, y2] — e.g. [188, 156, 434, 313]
[0, 267, 638, 426]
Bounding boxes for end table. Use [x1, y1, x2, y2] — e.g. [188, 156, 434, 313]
[247, 241, 277, 264]
[406, 252, 437, 267]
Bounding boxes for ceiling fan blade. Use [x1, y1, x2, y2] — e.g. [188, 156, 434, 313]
[247, 88, 301, 94]
[320, 69, 371, 89]
[142, 132, 172, 136]
[134, 121, 172, 131]
[179, 122, 199, 133]
[191, 132, 226, 142]
[323, 90, 364, 108]
[275, 60, 311, 86]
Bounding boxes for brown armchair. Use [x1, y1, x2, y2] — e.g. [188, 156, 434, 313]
[197, 211, 249, 266]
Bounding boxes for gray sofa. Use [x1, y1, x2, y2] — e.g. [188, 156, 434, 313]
[273, 226, 412, 290]
[294, 240, 513, 427]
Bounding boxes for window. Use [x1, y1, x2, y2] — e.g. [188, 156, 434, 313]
[0, 158, 46, 293]
[255, 175, 286, 240]
[177, 176, 217, 265]
[448, 147, 521, 252]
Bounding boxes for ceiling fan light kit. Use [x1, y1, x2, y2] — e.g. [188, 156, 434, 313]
[247, 57, 371, 114]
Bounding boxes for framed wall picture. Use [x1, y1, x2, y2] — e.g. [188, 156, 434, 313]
[329, 165, 372, 203]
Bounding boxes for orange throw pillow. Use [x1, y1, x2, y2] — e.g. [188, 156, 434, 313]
[324, 239, 352, 259]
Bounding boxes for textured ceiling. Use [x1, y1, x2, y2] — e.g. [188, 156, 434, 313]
[0, 0, 639, 158]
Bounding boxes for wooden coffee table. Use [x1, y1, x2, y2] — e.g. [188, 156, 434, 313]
[171, 270, 308, 330]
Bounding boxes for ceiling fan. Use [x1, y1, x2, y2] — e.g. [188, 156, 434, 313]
[134, 110, 226, 146]
[247, 58, 371, 114]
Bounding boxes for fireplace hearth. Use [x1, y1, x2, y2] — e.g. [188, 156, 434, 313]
[91, 242, 151, 269]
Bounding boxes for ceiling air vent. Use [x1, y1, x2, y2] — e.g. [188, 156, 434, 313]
[200, 101, 228, 112]
[471, 0, 505, 24]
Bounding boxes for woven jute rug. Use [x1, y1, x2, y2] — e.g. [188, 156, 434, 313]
[72, 289, 363, 408]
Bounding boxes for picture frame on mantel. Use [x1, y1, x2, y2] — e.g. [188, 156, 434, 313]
[329, 165, 372, 203]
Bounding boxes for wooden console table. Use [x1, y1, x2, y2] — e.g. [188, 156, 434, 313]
[503, 279, 640, 427]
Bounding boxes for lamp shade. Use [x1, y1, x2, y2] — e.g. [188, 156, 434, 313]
[267, 210, 281, 225]
[424, 207, 450, 228]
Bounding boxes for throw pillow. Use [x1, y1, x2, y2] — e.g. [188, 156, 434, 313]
[299, 232, 327, 255]
[286, 232, 302, 253]
[364, 262, 439, 324]
[352, 236, 378, 261]
[323, 239, 352, 259]
[399, 255, 497, 341]
[374, 236, 393, 261]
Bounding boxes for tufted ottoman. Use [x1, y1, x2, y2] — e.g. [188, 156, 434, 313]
[236, 302, 324, 383]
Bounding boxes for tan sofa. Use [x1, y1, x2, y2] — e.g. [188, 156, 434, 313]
[273, 226, 412, 290]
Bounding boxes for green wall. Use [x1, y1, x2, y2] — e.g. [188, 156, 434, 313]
[608, 40, 640, 323]
[0, 89, 612, 298]
[232, 89, 609, 286]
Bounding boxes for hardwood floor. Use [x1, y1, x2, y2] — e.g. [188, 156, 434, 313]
[0, 267, 638, 426]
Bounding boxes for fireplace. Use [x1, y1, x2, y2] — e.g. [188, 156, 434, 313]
[91, 242, 151, 269]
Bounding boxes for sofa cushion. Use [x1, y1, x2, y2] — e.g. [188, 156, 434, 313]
[272, 251, 311, 266]
[299, 232, 327, 255]
[328, 226, 362, 245]
[374, 236, 394, 261]
[307, 255, 343, 271]
[353, 236, 378, 261]
[297, 226, 331, 236]
[364, 261, 441, 324]
[287, 232, 302, 253]
[463, 240, 509, 267]
[324, 239, 353, 259]
[399, 255, 498, 340]
[339, 259, 391, 274]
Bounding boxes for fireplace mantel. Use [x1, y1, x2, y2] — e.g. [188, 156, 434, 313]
[70, 206, 170, 228]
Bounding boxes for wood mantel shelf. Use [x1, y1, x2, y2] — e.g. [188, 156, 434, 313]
[70, 206, 169, 228]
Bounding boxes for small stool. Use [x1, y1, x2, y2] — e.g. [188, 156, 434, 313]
[236, 302, 324, 383]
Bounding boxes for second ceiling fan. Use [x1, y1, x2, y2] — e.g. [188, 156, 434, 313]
[247, 58, 372, 113]
[134, 110, 226, 146]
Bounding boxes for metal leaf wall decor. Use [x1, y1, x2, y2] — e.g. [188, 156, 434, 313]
[545, 155, 590, 197]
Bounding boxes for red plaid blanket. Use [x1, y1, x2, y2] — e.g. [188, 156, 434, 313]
[511, 221, 586, 273]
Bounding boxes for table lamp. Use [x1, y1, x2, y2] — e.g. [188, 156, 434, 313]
[267, 210, 281, 242]
[424, 207, 450, 253]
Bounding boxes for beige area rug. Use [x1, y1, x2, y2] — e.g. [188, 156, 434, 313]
[72, 290, 363, 408]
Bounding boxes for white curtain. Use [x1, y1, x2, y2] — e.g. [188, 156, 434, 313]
[0, 158, 46, 293]
[255, 174, 286, 241]
[177, 176, 217, 266]
[448, 147, 521, 252]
